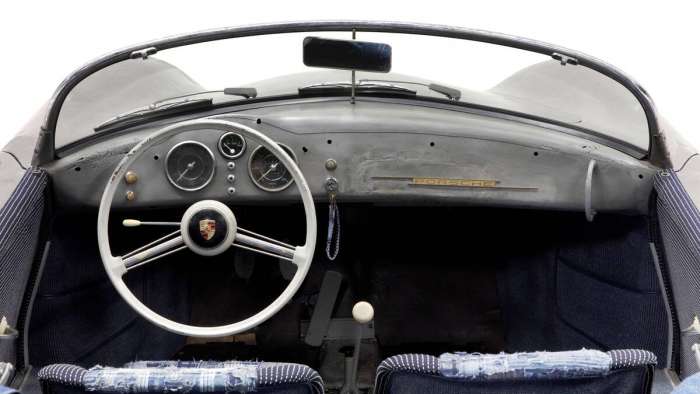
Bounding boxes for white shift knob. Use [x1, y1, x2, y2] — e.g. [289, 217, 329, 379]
[352, 301, 374, 324]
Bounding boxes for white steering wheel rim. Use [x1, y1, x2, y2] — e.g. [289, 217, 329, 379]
[97, 119, 317, 337]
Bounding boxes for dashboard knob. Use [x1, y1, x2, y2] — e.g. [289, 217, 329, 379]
[124, 171, 138, 184]
[325, 158, 338, 171]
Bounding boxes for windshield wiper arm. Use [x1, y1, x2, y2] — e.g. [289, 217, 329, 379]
[148, 88, 258, 107]
[95, 87, 259, 133]
[94, 98, 214, 132]
[298, 81, 417, 97]
[223, 87, 257, 99]
[359, 79, 461, 100]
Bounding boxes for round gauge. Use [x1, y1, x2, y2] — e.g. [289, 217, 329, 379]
[165, 141, 216, 191]
[248, 144, 297, 192]
[218, 132, 246, 159]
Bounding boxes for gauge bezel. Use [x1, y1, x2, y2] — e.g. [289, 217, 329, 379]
[217, 131, 246, 159]
[165, 140, 216, 191]
[248, 143, 297, 192]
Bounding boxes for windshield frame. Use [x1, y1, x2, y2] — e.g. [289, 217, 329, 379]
[34, 20, 669, 167]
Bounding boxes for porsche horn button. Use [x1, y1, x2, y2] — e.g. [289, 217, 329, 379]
[199, 219, 216, 240]
[187, 209, 228, 248]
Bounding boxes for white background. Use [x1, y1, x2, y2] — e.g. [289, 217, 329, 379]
[1, 1, 698, 149]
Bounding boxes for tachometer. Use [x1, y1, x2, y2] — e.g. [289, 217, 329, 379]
[218, 132, 246, 159]
[248, 144, 297, 192]
[165, 141, 216, 191]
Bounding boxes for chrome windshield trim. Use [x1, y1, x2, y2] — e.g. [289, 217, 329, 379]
[34, 20, 669, 167]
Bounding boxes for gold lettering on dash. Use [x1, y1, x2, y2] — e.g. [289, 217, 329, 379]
[410, 178, 499, 188]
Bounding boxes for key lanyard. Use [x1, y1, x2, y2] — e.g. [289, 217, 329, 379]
[325, 177, 340, 261]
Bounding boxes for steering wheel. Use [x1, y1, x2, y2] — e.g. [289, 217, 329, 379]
[97, 119, 317, 337]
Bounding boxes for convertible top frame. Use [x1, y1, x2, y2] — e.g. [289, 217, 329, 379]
[32, 20, 671, 168]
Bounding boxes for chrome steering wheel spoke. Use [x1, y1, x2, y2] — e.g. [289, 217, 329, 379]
[121, 230, 186, 270]
[233, 227, 297, 263]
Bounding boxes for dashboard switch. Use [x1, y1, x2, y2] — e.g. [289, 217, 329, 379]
[124, 171, 138, 184]
[325, 158, 338, 171]
[227, 187, 236, 195]
[227, 161, 236, 170]
[227, 174, 236, 183]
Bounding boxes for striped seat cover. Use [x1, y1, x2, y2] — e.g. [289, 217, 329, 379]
[39, 361, 323, 394]
[375, 349, 657, 393]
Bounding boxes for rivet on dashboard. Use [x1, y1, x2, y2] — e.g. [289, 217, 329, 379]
[227, 174, 236, 183]
[325, 158, 338, 171]
[227, 161, 236, 170]
[125, 190, 135, 201]
[227, 187, 236, 195]
[124, 171, 138, 184]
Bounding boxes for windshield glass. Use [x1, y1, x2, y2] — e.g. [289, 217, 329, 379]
[56, 31, 649, 153]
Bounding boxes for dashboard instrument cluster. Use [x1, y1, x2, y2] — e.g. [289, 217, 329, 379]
[163, 131, 296, 195]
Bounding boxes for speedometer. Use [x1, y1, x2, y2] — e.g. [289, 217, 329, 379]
[248, 144, 297, 192]
[165, 141, 216, 191]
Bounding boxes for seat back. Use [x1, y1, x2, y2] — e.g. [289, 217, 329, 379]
[375, 349, 656, 394]
[39, 361, 323, 394]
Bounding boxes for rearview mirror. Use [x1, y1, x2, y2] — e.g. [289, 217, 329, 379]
[303, 37, 392, 73]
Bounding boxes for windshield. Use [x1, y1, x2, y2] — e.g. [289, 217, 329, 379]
[55, 30, 649, 154]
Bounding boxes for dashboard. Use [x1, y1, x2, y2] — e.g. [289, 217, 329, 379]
[47, 99, 657, 214]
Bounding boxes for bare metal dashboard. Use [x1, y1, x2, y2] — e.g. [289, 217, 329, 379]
[46, 98, 657, 214]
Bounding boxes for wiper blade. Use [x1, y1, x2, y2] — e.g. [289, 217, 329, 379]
[298, 81, 417, 97]
[94, 98, 213, 132]
[360, 79, 461, 100]
[149, 88, 257, 106]
[94, 87, 259, 133]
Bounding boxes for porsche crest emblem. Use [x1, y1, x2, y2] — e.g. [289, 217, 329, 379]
[199, 219, 216, 241]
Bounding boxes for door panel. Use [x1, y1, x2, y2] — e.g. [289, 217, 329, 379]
[655, 170, 700, 377]
[0, 168, 48, 370]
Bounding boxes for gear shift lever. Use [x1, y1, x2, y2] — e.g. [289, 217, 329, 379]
[340, 301, 374, 394]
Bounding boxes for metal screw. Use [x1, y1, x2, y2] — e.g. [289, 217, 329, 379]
[125, 190, 135, 201]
